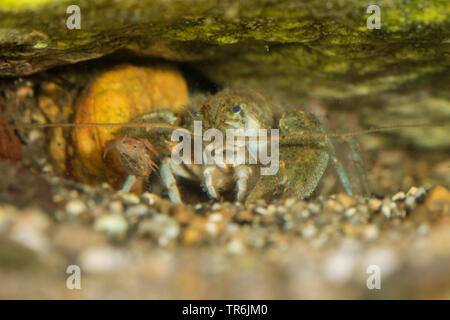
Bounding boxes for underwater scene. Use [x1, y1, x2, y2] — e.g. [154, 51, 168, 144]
[0, 0, 449, 300]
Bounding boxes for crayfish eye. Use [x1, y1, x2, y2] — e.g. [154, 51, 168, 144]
[232, 105, 241, 113]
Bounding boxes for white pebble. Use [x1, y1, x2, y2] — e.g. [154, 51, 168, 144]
[138, 215, 179, 240]
[415, 187, 426, 200]
[406, 186, 418, 197]
[267, 205, 276, 215]
[65, 200, 87, 216]
[300, 209, 310, 219]
[94, 214, 128, 237]
[109, 201, 124, 214]
[225, 223, 239, 234]
[208, 213, 223, 222]
[368, 198, 382, 212]
[227, 238, 245, 254]
[307, 203, 321, 214]
[284, 198, 296, 207]
[345, 208, 356, 217]
[205, 221, 219, 236]
[255, 207, 271, 216]
[381, 203, 391, 219]
[392, 191, 406, 201]
[28, 129, 42, 143]
[301, 224, 317, 239]
[119, 192, 140, 205]
[405, 196, 416, 209]
[141, 192, 159, 206]
[125, 204, 149, 218]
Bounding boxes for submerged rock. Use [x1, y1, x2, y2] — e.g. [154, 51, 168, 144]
[1, 0, 448, 148]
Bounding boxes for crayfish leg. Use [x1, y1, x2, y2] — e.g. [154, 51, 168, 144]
[326, 137, 354, 196]
[160, 158, 183, 204]
[345, 136, 371, 196]
[326, 135, 371, 197]
[121, 174, 137, 193]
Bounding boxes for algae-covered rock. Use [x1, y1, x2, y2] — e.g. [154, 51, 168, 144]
[1, 1, 448, 79]
[0, 0, 449, 146]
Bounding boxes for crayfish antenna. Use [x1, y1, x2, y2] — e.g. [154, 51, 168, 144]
[7, 121, 192, 133]
[277, 122, 449, 144]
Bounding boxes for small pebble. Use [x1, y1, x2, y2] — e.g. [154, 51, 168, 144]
[406, 186, 418, 197]
[208, 213, 223, 222]
[65, 200, 87, 216]
[94, 214, 128, 238]
[28, 129, 42, 143]
[363, 225, 379, 241]
[173, 206, 194, 223]
[405, 196, 416, 209]
[324, 199, 344, 213]
[300, 209, 310, 219]
[109, 201, 124, 214]
[345, 208, 356, 218]
[336, 193, 356, 209]
[407, 186, 426, 203]
[307, 203, 321, 215]
[119, 192, 140, 205]
[125, 204, 150, 220]
[205, 221, 219, 236]
[267, 204, 276, 215]
[276, 206, 287, 214]
[138, 215, 180, 240]
[235, 210, 253, 223]
[301, 224, 317, 239]
[284, 198, 296, 207]
[357, 205, 369, 215]
[141, 192, 160, 206]
[255, 207, 271, 216]
[101, 183, 112, 190]
[381, 203, 391, 219]
[425, 185, 450, 212]
[392, 191, 406, 201]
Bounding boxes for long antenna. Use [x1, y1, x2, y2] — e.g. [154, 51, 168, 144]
[11, 122, 188, 131]
[5, 121, 448, 141]
[278, 123, 448, 143]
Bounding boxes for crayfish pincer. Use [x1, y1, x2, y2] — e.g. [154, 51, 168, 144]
[103, 137, 159, 192]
